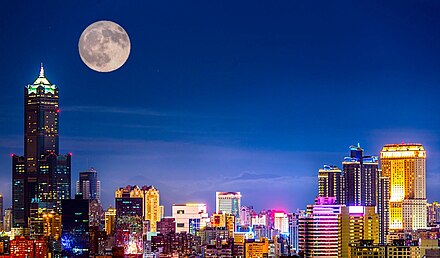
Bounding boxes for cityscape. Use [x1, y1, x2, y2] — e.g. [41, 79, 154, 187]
[1, 1, 440, 258]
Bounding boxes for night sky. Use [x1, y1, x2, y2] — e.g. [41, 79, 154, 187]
[1, 1, 440, 215]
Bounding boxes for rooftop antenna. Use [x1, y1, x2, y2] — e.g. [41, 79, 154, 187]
[39, 63, 45, 77]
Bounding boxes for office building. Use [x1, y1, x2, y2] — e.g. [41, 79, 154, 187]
[104, 207, 116, 236]
[298, 197, 342, 257]
[4, 208, 12, 232]
[426, 201, 440, 227]
[115, 186, 143, 255]
[381, 143, 427, 230]
[273, 211, 289, 235]
[172, 203, 208, 234]
[61, 196, 90, 257]
[343, 145, 378, 206]
[114, 185, 163, 233]
[216, 192, 241, 222]
[318, 165, 343, 204]
[339, 206, 380, 258]
[76, 167, 101, 201]
[12, 65, 72, 228]
[378, 175, 390, 244]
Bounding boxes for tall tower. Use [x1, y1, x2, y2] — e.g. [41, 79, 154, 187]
[343, 145, 378, 206]
[76, 167, 101, 201]
[12, 65, 72, 228]
[380, 143, 427, 231]
[318, 165, 343, 204]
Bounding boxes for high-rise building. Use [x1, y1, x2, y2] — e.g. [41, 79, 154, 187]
[343, 145, 378, 206]
[104, 207, 116, 236]
[239, 205, 254, 227]
[76, 167, 101, 201]
[143, 186, 162, 233]
[172, 203, 208, 234]
[378, 174, 390, 244]
[273, 212, 289, 235]
[12, 65, 72, 228]
[114, 185, 163, 233]
[381, 143, 427, 231]
[426, 202, 440, 227]
[61, 196, 90, 257]
[298, 197, 342, 257]
[318, 165, 343, 204]
[4, 208, 12, 232]
[115, 186, 144, 255]
[216, 192, 241, 222]
[288, 213, 299, 253]
[339, 206, 379, 258]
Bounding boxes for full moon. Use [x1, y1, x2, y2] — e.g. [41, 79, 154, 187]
[78, 20, 131, 72]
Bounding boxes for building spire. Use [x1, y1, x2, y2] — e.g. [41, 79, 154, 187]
[39, 63, 45, 78]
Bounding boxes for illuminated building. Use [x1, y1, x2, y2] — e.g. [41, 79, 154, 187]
[157, 217, 176, 236]
[426, 201, 440, 227]
[115, 186, 143, 255]
[381, 143, 427, 230]
[61, 196, 90, 257]
[143, 186, 162, 232]
[343, 145, 378, 206]
[114, 185, 163, 233]
[104, 207, 116, 236]
[209, 213, 235, 238]
[349, 240, 385, 258]
[298, 197, 342, 257]
[3, 208, 12, 232]
[12, 65, 72, 228]
[200, 227, 229, 245]
[288, 213, 299, 253]
[216, 192, 241, 223]
[378, 174, 390, 244]
[172, 203, 208, 234]
[273, 212, 289, 235]
[245, 237, 269, 258]
[76, 167, 101, 201]
[9, 236, 46, 258]
[239, 205, 254, 227]
[318, 165, 344, 204]
[0, 235, 10, 255]
[339, 206, 379, 258]
[29, 208, 61, 241]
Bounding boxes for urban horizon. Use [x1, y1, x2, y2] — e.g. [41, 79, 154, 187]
[1, 1, 440, 257]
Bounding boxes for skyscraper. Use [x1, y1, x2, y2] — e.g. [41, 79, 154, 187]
[343, 145, 378, 206]
[114, 186, 143, 255]
[377, 173, 390, 244]
[216, 192, 241, 222]
[298, 197, 342, 257]
[318, 165, 343, 204]
[12, 65, 72, 228]
[61, 196, 90, 257]
[142, 186, 162, 233]
[380, 143, 427, 231]
[76, 167, 101, 201]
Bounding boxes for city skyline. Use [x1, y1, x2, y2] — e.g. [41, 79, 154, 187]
[1, 1, 440, 215]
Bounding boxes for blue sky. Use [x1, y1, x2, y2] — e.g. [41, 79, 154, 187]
[1, 1, 440, 214]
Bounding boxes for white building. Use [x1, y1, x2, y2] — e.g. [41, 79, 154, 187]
[215, 192, 241, 219]
[172, 203, 209, 234]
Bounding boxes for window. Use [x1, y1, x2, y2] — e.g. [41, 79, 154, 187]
[177, 223, 185, 227]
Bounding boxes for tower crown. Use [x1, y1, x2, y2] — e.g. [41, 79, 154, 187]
[26, 63, 57, 94]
